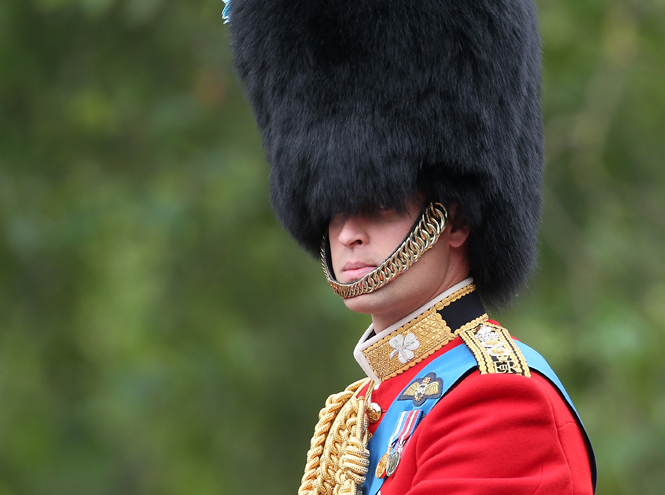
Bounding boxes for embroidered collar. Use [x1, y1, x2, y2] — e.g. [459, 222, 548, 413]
[353, 278, 488, 383]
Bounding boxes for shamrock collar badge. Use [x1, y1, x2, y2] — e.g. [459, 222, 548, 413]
[389, 332, 420, 364]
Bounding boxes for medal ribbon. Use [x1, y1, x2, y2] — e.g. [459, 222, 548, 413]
[386, 412, 407, 452]
[395, 410, 422, 450]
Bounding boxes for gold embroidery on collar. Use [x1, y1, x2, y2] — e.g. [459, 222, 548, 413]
[362, 284, 488, 382]
[458, 322, 531, 377]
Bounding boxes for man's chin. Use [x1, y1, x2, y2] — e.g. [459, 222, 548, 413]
[341, 286, 392, 315]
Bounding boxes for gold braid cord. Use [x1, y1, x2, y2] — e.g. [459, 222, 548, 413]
[298, 378, 374, 495]
[321, 203, 448, 299]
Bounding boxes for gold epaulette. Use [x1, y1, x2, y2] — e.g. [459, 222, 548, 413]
[457, 322, 531, 377]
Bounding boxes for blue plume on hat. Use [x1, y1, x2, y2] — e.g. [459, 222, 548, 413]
[222, 0, 231, 24]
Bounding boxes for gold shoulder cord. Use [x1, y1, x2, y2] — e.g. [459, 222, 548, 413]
[298, 378, 375, 495]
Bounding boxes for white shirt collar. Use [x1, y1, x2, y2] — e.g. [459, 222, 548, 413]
[353, 277, 474, 384]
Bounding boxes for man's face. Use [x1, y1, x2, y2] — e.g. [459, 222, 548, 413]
[328, 200, 469, 331]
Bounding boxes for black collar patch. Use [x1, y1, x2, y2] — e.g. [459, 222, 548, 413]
[397, 372, 443, 407]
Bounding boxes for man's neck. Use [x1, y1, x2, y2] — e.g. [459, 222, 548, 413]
[353, 277, 480, 383]
[370, 277, 474, 335]
[370, 274, 471, 332]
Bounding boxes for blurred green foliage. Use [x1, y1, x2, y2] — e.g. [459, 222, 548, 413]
[0, 0, 664, 493]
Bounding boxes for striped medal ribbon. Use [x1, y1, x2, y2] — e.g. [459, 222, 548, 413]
[376, 409, 423, 479]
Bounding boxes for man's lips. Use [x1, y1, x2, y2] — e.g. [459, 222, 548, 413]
[341, 262, 377, 282]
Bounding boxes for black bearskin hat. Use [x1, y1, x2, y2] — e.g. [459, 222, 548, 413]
[229, 0, 543, 308]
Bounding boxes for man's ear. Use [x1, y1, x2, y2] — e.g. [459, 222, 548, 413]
[447, 204, 470, 248]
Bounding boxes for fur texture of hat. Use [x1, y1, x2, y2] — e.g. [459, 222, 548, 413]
[229, 0, 543, 308]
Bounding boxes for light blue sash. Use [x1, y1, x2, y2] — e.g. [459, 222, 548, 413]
[363, 341, 596, 495]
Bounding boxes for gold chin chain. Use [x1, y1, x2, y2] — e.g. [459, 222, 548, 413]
[298, 378, 375, 495]
[321, 203, 448, 299]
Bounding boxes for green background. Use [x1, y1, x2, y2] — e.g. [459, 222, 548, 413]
[1, 0, 664, 493]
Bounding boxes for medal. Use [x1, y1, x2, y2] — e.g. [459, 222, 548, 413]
[376, 413, 406, 479]
[378, 410, 423, 479]
[386, 446, 402, 477]
[375, 452, 389, 478]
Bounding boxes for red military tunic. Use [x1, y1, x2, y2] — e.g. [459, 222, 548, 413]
[354, 280, 594, 495]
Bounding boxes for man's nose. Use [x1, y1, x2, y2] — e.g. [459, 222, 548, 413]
[336, 217, 370, 248]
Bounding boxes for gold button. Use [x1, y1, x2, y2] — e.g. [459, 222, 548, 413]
[367, 402, 382, 423]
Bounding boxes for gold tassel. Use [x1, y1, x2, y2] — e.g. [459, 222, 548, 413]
[298, 378, 374, 495]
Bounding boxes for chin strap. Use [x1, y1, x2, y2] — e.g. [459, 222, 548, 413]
[321, 203, 448, 299]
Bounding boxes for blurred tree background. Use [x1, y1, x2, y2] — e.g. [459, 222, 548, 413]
[0, 0, 664, 493]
